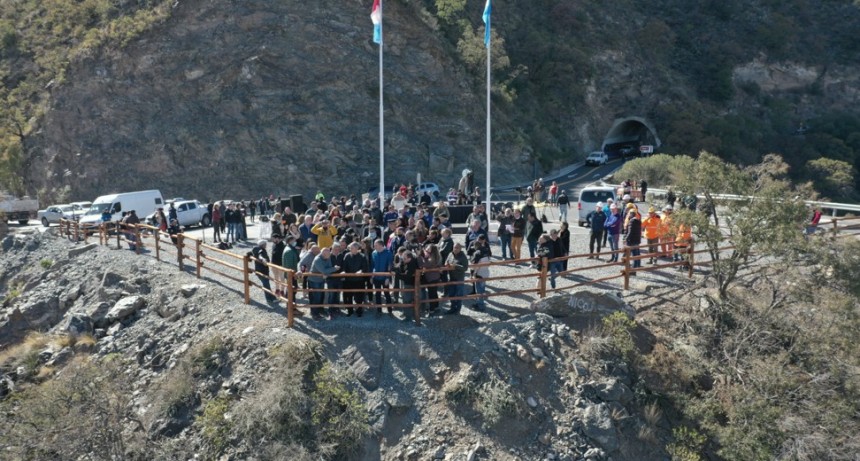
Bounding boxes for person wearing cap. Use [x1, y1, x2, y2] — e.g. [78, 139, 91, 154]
[249, 239, 277, 305]
[603, 204, 622, 262]
[642, 207, 662, 264]
[625, 209, 642, 269]
[586, 202, 606, 259]
[557, 189, 570, 223]
[311, 218, 338, 249]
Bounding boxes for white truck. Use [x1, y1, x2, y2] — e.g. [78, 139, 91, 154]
[78, 190, 165, 228]
[0, 192, 39, 225]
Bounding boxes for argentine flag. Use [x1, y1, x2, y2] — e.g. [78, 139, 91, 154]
[371, 0, 382, 44]
[482, 0, 491, 47]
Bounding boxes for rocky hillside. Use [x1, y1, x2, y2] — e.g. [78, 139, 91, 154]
[2, 0, 859, 201]
[0, 229, 674, 460]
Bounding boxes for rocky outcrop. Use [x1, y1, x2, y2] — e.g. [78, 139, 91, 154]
[530, 290, 635, 320]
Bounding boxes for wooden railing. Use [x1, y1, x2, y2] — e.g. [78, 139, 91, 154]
[56, 216, 860, 327]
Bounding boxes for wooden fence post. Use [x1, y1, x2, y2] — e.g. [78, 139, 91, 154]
[116, 224, 121, 249]
[242, 255, 251, 305]
[623, 247, 631, 290]
[688, 240, 695, 278]
[154, 229, 161, 261]
[539, 257, 548, 298]
[286, 270, 295, 328]
[176, 234, 184, 271]
[832, 218, 839, 238]
[74, 222, 80, 242]
[195, 239, 202, 278]
[413, 269, 422, 326]
[82, 222, 88, 243]
[134, 226, 141, 254]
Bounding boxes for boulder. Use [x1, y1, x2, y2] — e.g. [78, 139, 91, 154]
[530, 290, 635, 319]
[342, 341, 384, 391]
[180, 284, 205, 298]
[68, 243, 99, 258]
[584, 378, 633, 404]
[101, 271, 125, 288]
[580, 403, 619, 452]
[63, 313, 94, 336]
[105, 296, 146, 324]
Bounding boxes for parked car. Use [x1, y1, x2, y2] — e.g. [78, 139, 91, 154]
[585, 151, 608, 166]
[37, 204, 77, 227]
[414, 182, 442, 198]
[68, 201, 92, 212]
[146, 199, 211, 228]
[577, 185, 617, 227]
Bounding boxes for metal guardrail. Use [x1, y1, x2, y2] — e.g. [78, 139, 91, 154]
[647, 189, 860, 216]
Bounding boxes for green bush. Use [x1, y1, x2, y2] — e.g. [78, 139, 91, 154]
[602, 311, 638, 360]
[199, 396, 233, 454]
[666, 426, 707, 461]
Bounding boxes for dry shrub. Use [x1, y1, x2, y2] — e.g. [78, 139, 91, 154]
[0, 355, 144, 459]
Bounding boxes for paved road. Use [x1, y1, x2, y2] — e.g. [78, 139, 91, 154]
[492, 159, 623, 203]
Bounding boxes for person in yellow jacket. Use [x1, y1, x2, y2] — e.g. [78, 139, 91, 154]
[659, 205, 674, 258]
[642, 207, 663, 264]
[311, 219, 338, 249]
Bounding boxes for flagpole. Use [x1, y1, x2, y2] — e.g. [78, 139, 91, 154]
[378, 0, 385, 208]
[485, 19, 492, 214]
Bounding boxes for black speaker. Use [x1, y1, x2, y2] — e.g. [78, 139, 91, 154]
[289, 194, 306, 214]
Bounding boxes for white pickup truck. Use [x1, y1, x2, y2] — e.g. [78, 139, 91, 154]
[146, 199, 211, 229]
[0, 192, 39, 225]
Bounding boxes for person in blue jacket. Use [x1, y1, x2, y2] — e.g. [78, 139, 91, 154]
[603, 204, 622, 262]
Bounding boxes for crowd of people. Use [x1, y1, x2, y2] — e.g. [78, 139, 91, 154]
[216, 182, 592, 322]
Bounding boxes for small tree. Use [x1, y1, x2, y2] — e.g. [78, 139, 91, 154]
[673, 152, 809, 299]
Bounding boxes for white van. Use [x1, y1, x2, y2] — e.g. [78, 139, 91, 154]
[577, 186, 616, 227]
[79, 190, 164, 226]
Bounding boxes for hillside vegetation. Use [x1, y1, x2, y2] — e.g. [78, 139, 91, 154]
[1, 0, 859, 199]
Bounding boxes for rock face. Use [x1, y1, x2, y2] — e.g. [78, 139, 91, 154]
[342, 341, 384, 391]
[34, 0, 527, 201]
[530, 290, 635, 320]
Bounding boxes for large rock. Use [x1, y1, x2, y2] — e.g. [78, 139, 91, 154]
[580, 403, 619, 452]
[68, 243, 99, 258]
[584, 378, 633, 404]
[63, 313, 94, 336]
[342, 341, 384, 391]
[105, 296, 146, 324]
[530, 290, 635, 319]
[101, 270, 125, 288]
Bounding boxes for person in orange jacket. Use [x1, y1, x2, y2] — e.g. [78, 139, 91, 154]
[659, 205, 674, 258]
[642, 207, 663, 264]
[674, 222, 693, 269]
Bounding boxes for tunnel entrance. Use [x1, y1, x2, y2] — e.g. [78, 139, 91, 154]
[601, 117, 661, 157]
